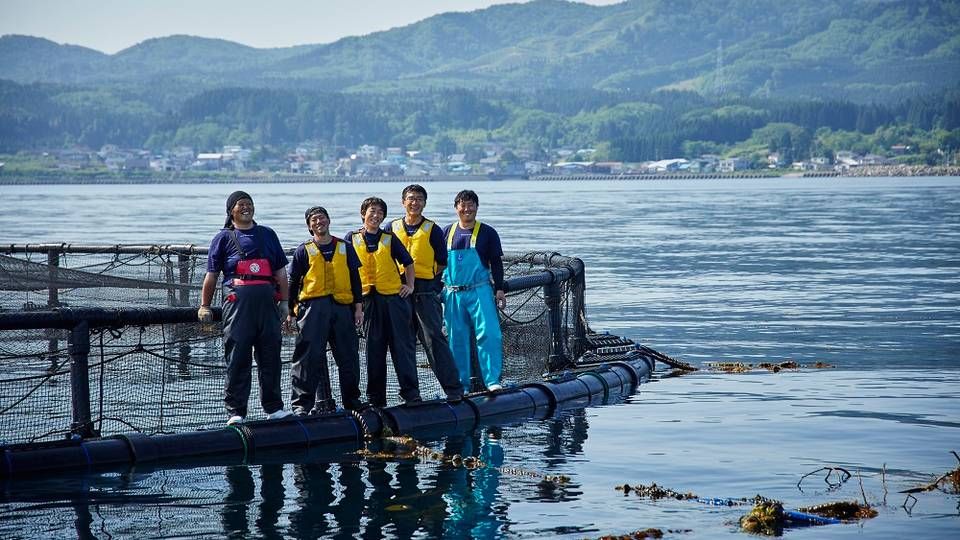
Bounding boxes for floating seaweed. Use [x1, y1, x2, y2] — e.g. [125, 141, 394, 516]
[597, 528, 665, 539]
[704, 361, 833, 373]
[615, 482, 697, 500]
[757, 361, 798, 372]
[797, 501, 878, 520]
[705, 362, 752, 373]
[739, 500, 785, 536]
[355, 434, 571, 486]
[900, 450, 960, 511]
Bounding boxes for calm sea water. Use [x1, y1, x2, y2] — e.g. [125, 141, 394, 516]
[1, 177, 958, 538]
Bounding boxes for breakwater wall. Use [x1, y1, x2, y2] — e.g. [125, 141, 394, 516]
[3, 165, 959, 185]
[0, 174, 495, 185]
[842, 165, 960, 177]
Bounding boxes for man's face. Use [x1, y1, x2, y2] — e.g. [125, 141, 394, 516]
[455, 199, 478, 223]
[362, 204, 385, 230]
[309, 212, 329, 237]
[402, 192, 426, 218]
[231, 198, 254, 226]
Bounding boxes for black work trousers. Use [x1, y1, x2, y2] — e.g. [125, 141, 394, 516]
[221, 284, 284, 418]
[363, 291, 420, 406]
[412, 279, 463, 398]
[290, 296, 362, 412]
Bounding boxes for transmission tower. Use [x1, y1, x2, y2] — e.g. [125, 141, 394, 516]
[714, 39, 725, 97]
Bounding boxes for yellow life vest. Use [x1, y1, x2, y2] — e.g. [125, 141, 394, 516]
[446, 220, 482, 250]
[391, 218, 438, 279]
[298, 239, 354, 305]
[352, 231, 403, 295]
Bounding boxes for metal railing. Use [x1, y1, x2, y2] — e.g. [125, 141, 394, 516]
[0, 245, 589, 444]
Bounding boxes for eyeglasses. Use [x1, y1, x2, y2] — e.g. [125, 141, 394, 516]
[404, 196, 425, 203]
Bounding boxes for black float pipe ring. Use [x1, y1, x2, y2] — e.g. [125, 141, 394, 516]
[518, 383, 558, 416]
[226, 424, 253, 463]
[109, 433, 160, 464]
[291, 417, 312, 448]
[603, 363, 630, 388]
[518, 385, 554, 416]
[461, 394, 483, 419]
[578, 371, 610, 402]
[607, 360, 640, 387]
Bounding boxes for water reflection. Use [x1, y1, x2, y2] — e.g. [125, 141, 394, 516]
[222, 465, 255, 538]
[28, 412, 583, 539]
[440, 429, 506, 539]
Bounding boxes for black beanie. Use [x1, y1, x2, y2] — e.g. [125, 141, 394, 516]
[304, 206, 328, 234]
[224, 191, 253, 228]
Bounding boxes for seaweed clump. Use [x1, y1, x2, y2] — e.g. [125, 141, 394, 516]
[705, 361, 833, 373]
[615, 482, 697, 500]
[598, 528, 664, 539]
[740, 500, 787, 535]
[798, 501, 878, 520]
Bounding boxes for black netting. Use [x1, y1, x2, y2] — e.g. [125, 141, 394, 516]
[0, 245, 594, 445]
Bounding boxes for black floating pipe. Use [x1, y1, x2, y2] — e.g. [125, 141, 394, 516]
[381, 400, 477, 434]
[68, 320, 96, 440]
[0, 357, 653, 478]
[0, 306, 221, 331]
[4, 243, 207, 256]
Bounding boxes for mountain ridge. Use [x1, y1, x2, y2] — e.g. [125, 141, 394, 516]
[1, 0, 958, 102]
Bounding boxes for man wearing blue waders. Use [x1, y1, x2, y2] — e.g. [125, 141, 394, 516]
[390, 184, 464, 402]
[287, 206, 365, 415]
[442, 190, 507, 393]
[345, 196, 422, 407]
[198, 191, 293, 425]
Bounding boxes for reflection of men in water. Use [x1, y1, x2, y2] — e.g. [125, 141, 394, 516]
[289, 463, 364, 539]
[220, 464, 286, 538]
[440, 428, 506, 538]
[366, 460, 423, 538]
[221, 466, 254, 536]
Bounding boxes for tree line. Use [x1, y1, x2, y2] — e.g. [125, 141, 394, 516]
[2, 79, 958, 165]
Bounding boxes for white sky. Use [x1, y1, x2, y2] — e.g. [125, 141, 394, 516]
[0, 0, 623, 54]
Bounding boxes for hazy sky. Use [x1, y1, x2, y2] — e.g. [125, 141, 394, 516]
[1, 0, 623, 54]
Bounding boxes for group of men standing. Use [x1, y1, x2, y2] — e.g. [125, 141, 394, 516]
[197, 185, 506, 425]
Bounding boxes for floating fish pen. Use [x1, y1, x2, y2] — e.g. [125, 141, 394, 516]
[0, 244, 658, 477]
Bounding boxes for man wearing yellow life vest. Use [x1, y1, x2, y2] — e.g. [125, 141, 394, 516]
[345, 197, 422, 407]
[390, 185, 465, 402]
[287, 206, 365, 415]
[442, 190, 507, 392]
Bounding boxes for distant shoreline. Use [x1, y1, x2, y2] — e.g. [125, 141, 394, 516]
[1, 165, 958, 185]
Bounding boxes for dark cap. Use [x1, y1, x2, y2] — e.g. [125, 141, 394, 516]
[224, 191, 253, 228]
[226, 191, 253, 214]
[305, 205, 329, 235]
[304, 206, 328, 223]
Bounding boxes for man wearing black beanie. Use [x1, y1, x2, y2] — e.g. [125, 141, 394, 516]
[199, 191, 293, 425]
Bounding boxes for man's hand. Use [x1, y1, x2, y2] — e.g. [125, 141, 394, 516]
[283, 314, 297, 334]
[197, 305, 213, 323]
[495, 290, 506, 310]
[398, 284, 414, 298]
[276, 299, 289, 321]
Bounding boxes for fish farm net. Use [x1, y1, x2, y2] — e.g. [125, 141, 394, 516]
[0, 245, 620, 445]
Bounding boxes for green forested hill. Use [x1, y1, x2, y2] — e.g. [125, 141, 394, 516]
[1, 0, 959, 162]
[2, 0, 958, 101]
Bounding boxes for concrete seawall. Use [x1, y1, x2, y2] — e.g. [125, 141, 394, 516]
[3, 166, 959, 185]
